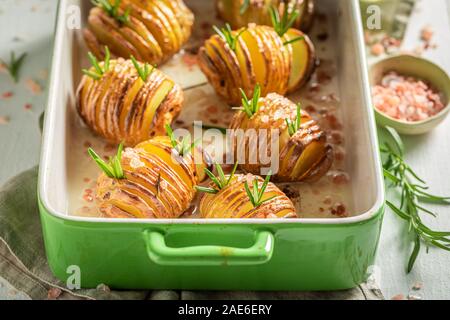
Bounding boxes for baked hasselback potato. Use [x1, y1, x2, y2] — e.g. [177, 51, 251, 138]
[197, 164, 296, 218]
[198, 22, 315, 105]
[89, 131, 211, 218]
[84, 0, 194, 64]
[77, 51, 183, 146]
[229, 91, 333, 182]
[217, 0, 314, 32]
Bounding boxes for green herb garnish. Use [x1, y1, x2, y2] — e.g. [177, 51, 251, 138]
[0, 51, 27, 83]
[88, 142, 125, 179]
[82, 46, 111, 80]
[213, 23, 246, 51]
[239, 84, 261, 118]
[283, 35, 304, 46]
[239, 0, 250, 15]
[244, 172, 276, 207]
[285, 103, 302, 136]
[195, 162, 239, 194]
[130, 55, 155, 82]
[165, 124, 200, 157]
[269, 5, 300, 37]
[92, 0, 130, 25]
[382, 126, 450, 273]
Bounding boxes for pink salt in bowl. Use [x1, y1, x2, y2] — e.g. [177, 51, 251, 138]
[369, 54, 450, 135]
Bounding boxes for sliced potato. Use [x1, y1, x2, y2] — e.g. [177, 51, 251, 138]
[198, 173, 296, 218]
[284, 28, 316, 92]
[229, 93, 333, 182]
[198, 24, 315, 105]
[95, 137, 207, 218]
[84, 0, 194, 65]
[76, 58, 183, 146]
[216, 0, 315, 32]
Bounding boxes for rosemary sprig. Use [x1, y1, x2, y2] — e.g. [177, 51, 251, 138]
[92, 0, 130, 25]
[213, 23, 246, 51]
[269, 5, 300, 37]
[165, 124, 199, 157]
[130, 55, 155, 81]
[82, 46, 111, 80]
[285, 103, 302, 136]
[88, 142, 125, 179]
[195, 162, 239, 194]
[382, 127, 450, 273]
[239, 0, 250, 15]
[0, 51, 27, 83]
[239, 84, 261, 118]
[283, 35, 304, 46]
[244, 172, 276, 207]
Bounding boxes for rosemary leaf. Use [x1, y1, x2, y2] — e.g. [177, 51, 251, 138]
[382, 127, 450, 272]
[0, 51, 27, 83]
[195, 186, 219, 194]
[239, 0, 250, 15]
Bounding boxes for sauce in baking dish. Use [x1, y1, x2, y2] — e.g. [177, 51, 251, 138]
[68, 7, 353, 219]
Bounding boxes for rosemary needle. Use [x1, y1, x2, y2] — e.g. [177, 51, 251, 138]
[0, 51, 27, 83]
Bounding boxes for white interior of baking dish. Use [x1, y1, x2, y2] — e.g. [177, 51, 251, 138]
[39, 0, 384, 224]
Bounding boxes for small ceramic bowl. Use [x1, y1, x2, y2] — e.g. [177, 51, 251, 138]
[369, 54, 450, 135]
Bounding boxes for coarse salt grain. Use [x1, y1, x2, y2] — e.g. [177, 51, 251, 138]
[372, 71, 445, 122]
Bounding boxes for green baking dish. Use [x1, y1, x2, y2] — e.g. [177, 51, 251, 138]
[38, 0, 385, 290]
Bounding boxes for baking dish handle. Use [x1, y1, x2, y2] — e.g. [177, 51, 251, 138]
[143, 230, 274, 266]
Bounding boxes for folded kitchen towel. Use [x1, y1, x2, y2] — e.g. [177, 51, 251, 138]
[0, 167, 384, 300]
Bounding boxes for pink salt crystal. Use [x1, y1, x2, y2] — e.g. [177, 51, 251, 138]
[371, 43, 385, 56]
[47, 287, 62, 300]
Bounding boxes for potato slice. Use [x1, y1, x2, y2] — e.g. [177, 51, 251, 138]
[284, 28, 316, 92]
[198, 174, 296, 219]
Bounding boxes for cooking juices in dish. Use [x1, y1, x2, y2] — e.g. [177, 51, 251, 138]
[372, 71, 445, 122]
[70, 0, 352, 219]
[84, 0, 194, 65]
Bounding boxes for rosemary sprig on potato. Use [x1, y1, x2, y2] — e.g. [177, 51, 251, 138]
[285, 103, 302, 136]
[130, 55, 155, 81]
[239, 84, 261, 117]
[88, 142, 125, 179]
[382, 127, 450, 272]
[91, 0, 130, 25]
[269, 5, 300, 37]
[213, 23, 246, 51]
[165, 124, 199, 157]
[195, 162, 239, 194]
[0, 51, 27, 83]
[82, 46, 110, 80]
[244, 172, 276, 207]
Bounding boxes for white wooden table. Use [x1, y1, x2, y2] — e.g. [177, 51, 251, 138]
[0, 0, 449, 300]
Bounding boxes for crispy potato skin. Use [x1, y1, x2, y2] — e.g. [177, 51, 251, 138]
[229, 93, 333, 182]
[198, 24, 315, 105]
[95, 136, 209, 218]
[216, 0, 314, 32]
[76, 58, 183, 146]
[199, 174, 296, 218]
[84, 0, 194, 64]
